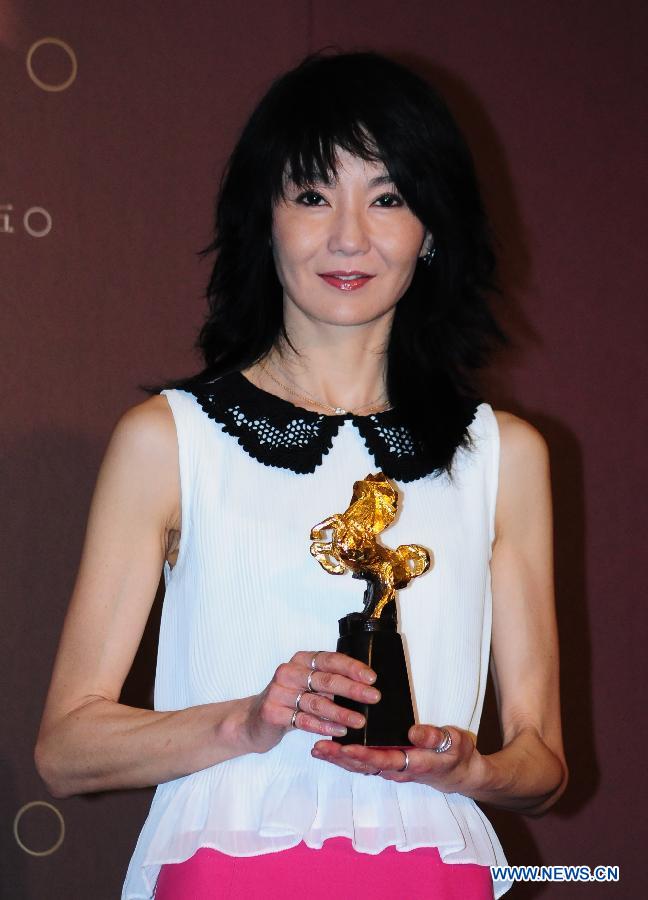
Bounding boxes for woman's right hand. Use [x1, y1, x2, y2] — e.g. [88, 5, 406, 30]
[241, 651, 381, 754]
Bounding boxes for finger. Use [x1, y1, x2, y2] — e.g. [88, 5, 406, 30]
[289, 709, 348, 739]
[251, 691, 345, 739]
[409, 725, 459, 754]
[335, 744, 412, 774]
[309, 669, 381, 706]
[299, 689, 366, 730]
[292, 651, 377, 685]
[313, 742, 396, 772]
[275, 662, 381, 706]
[319, 743, 448, 784]
[312, 742, 386, 776]
[274, 685, 365, 730]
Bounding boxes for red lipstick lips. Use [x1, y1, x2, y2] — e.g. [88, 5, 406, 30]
[318, 271, 375, 291]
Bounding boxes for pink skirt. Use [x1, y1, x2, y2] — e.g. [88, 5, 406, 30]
[155, 838, 494, 898]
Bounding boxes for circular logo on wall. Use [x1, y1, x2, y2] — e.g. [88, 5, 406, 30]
[26, 37, 77, 92]
[13, 801, 65, 857]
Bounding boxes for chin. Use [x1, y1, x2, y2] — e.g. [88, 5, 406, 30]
[304, 298, 399, 328]
[317, 310, 395, 328]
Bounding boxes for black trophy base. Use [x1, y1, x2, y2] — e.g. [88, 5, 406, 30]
[335, 613, 414, 747]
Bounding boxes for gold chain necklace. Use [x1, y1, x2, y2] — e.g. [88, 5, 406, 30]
[259, 360, 390, 416]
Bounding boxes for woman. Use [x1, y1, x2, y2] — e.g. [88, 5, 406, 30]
[35, 51, 567, 899]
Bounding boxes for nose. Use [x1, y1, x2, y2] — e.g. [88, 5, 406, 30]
[327, 202, 371, 256]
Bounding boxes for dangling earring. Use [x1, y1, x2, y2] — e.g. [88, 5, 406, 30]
[421, 245, 436, 267]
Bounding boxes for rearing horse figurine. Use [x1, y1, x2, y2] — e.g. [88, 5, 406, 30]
[309, 472, 431, 620]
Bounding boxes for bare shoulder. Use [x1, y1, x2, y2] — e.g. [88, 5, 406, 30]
[98, 394, 180, 527]
[111, 394, 177, 455]
[492, 411, 551, 539]
[493, 410, 549, 472]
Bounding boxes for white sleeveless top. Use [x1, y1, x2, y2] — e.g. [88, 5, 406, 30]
[122, 375, 510, 898]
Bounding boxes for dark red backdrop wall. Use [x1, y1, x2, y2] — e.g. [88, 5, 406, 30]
[2, 1, 646, 897]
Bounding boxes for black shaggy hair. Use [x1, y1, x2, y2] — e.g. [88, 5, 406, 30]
[168, 50, 505, 474]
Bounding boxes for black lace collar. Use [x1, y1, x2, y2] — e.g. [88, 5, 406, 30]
[187, 371, 451, 482]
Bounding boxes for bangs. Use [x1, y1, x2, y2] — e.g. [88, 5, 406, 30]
[272, 118, 385, 201]
[258, 52, 437, 208]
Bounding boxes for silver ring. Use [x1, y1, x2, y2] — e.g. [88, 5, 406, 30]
[290, 710, 299, 728]
[374, 769, 383, 776]
[310, 651, 323, 670]
[306, 670, 316, 692]
[295, 691, 304, 711]
[396, 750, 409, 772]
[434, 728, 452, 754]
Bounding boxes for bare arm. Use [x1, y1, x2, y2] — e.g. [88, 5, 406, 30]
[35, 397, 378, 798]
[472, 411, 567, 814]
[34, 397, 245, 797]
[313, 412, 568, 816]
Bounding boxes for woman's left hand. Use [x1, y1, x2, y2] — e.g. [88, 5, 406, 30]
[311, 724, 485, 794]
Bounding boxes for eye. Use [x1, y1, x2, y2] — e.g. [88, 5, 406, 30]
[295, 190, 327, 206]
[373, 192, 404, 208]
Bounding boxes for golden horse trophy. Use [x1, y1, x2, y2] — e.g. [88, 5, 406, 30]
[310, 472, 431, 746]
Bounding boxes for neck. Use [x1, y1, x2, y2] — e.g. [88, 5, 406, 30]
[266, 320, 390, 413]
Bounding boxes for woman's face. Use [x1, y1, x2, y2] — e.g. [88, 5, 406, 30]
[271, 149, 431, 332]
